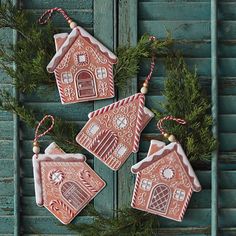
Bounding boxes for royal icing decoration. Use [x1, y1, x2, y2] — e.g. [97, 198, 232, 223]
[76, 41, 157, 170]
[76, 93, 154, 171]
[39, 8, 117, 104]
[131, 116, 201, 222]
[32, 116, 106, 224]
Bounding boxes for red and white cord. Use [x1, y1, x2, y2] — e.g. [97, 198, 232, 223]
[38, 7, 77, 29]
[33, 115, 55, 155]
[157, 116, 186, 142]
[140, 36, 156, 95]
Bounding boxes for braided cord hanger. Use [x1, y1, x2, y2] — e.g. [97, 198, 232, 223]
[157, 115, 186, 142]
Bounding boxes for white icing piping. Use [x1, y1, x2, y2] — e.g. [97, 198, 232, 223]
[143, 107, 154, 117]
[54, 33, 69, 39]
[77, 26, 117, 60]
[47, 28, 79, 72]
[33, 153, 86, 206]
[131, 142, 201, 191]
[47, 27, 117, 73]
[147, 140, 166, 156]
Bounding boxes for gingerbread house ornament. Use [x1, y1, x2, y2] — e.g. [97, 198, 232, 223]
[131, 140, 201, 222]
[41, 8, 118, 104]
[33, 142, 106, 224]
[76, 93, 154, 171]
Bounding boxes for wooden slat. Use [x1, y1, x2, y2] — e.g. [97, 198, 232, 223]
[117, 0, 138, 208]
[21, 0, 93, 10]
[139, 2, 210, 20]
[22, 216, 93, 234]
[93, 0, 117, 217]
[211, 0, 219, 234]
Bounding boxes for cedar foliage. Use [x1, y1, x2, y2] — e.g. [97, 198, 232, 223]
[0, 90, 82, 153]
[153, 55, 217, 161]
[68, 206, 158, 236]
[0, 0, 55, 93]
[114, 34, 172, 88]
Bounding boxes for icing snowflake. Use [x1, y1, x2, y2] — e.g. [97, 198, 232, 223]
[161, 167, 175, 180]
[113, 115, 129, 129]
[49, 170, 65, 185]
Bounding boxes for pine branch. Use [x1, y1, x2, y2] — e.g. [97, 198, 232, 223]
[114, 34, 173, 89]
[152, 54, 217, 161]
[0, 1, 55, 93]
[0, 90, 82, 153]
[67, 206, 158, 236]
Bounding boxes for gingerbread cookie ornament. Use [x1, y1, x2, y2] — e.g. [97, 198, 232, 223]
[76, 44, 156, 170]
[39, 8, 117, 104]
[131, 116, 201, 222]
[32, 115, 106, 224]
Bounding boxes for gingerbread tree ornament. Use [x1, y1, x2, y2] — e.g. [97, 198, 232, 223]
[39, 8, 117, 104]
[32, 116, 106, 224]
[131, 116, 201, 222]
[76, 45, 156, 170]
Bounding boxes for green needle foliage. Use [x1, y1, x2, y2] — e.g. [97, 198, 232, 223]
[153, 55, 217, 161]
[67, 206, 158, 236]
[0, 0, 55, 93]
[114, 34, 172, 89]
[0, 90, 82, 153]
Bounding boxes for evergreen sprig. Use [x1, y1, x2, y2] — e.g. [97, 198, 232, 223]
[153, 55, 217, 161]
[114, 34, 172, 89]
[0, 1, 55, 93]
[68, 206, 158, 236]
[0, 90, 82, 153]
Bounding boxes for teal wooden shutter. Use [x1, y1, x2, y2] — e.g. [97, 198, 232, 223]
[0, 0, 236, 235]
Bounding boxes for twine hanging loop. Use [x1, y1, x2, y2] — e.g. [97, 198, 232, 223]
[33, 115, 55, 155]
[38, 7, 77, 29]
[157, 115, 186, 142]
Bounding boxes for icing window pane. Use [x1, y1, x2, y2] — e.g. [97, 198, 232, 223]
[62, 72, 73, 84]
[116, 144, 127, 158]
[173, 189, 185, 201]
[96, 67, 107, 79]
[141, 179, 152, 191]
[88, 123, 100, 136]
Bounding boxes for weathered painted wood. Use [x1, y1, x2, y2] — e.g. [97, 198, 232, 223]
[159, 209, 211, 227]
[139, 21, 211, 40]
[142, 95, 236, 115]
[0, 122, 14, 140]
[0, 141, 13, 159]
[26, 9, 93, 28]
[139, 2, 210, 20]
[21, 0, 93, 10]
[22, 216, 93, 234]
[0, 178, 14, 196]
[117, 0, 138, 208]
[0, 196, 14, 216]
[24, 102, 93, 121]
[211, 0, 219, 234]
[0, 160, 14, 178]
[93, 0, 117, 217]
[0, 216, 14, 234]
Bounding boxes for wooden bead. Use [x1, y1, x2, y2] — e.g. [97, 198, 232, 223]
[68, 19, 72, 24]
[143, 82, 148, 87]
[33, 146, 40, 154]
[163, 133, 169, 138]
[140, 86, 148, 94]
[168, 134, 176, 142]
[33, 141, 39, 146]
[69, 21, 77, 29]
